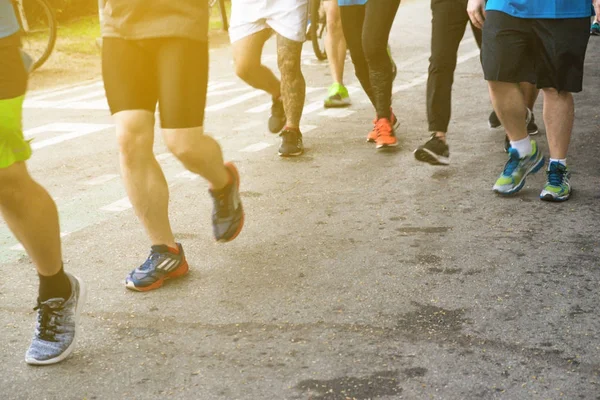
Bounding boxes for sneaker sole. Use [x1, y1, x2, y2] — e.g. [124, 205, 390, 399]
[217, 162, 245, 243]
[376, 142, 398, 150]
[414, 148, 449, 166]
[488, 122, 502, 129]
[278, 149, 304, 157]
[527, 128, 539, 136]
[540, 189, 571, 202]
[125, 261, 190, 292]
[493, 155, 545, 196]
[25, 275, 87, 365]
[324, 99, 351, 108]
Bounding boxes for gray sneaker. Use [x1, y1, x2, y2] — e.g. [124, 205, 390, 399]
[25, 273, 86, 365]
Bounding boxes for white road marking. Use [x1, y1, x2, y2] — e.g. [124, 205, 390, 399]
[318, 109, 356, 118]
[206, 90, 265, 112]
[101, 197, 132, 212]
[239, 142, 273, 153]
[302, 101, 324, 115]
[175, 170, 199, 180]
[11, 231, 72, 251]
[84, 174, 119, 186]
[234, 120, 263, 131]
[26, 81, 103, 102]
[25, 123, 113, 150]
[207, 82, 236, 91]
[207, 87, 253, 97]
[156, 153, 174, 161]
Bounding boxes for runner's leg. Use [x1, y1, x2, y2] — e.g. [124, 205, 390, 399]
[232, 29, 281, 98]
[339, 5, 375, 106]
[324, 0, 346, 85]
[362, 0, 401, 120]
[1, 35, 83, 365]
[276, 34, 305, 130]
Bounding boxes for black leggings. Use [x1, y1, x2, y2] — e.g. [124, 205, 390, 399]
[427, 0, 482, 133]
[340, 0, 401, 120]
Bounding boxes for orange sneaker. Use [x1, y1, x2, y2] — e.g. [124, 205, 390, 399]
[374, 117, 398, 149]
[366, 112, 400, 143]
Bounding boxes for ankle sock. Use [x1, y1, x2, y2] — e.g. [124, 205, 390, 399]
[510, 136, 532, 158]
[38, 265, 71, 302]
[549, 158, 567, 168]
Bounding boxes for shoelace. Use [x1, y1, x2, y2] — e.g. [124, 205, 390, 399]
[502, 150, 521, 176]
[547, 164, 566, 186]
[375, 118, 392, 136]
[140, 251, 163, 271]
[34, 300, 63, 341]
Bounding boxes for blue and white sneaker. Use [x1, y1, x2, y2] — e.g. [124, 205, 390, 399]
[210, 162, 244, 242]
[493, 140, 545, 195]
[125, 243, 188, 291]
[540, 161, 571, 202]
[25, 273, 86, 365]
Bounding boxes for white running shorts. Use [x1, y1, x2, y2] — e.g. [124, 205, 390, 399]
[229, 0, 309, 43]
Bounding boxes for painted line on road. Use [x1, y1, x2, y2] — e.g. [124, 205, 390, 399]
[26, 123, 113, 150]
[175, 170, 200, 180]
[234, 120, 263, 131]
[206, 90, 265, 112]
[207, 86, 253, 97]
[11, 231, 72, 251]
[101, 197, 132, 212]
[156, 153, 174, 161]
[239, 142, 273, 153]
[318, 109, 356, 118]
[26, 81, 103, 102]
[84, 174, 120, 186]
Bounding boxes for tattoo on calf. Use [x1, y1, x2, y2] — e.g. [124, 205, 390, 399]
[276, 34, 306, 129]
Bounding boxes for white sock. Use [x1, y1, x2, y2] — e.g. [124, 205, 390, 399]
[549, 158, 567, 168]
[510, 136, 532, 158]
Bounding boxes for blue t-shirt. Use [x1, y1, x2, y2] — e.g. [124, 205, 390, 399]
[486, 0, 593, 18]
[338, 0, 368, 6]
[0, 0, 19, 39]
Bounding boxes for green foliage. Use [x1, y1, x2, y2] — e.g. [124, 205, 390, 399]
[45, 0, 98, 22]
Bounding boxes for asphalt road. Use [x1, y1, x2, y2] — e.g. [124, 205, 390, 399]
[1, 1, 600, 399]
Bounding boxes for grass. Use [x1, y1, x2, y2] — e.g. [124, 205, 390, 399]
[55, 15, 101, 55]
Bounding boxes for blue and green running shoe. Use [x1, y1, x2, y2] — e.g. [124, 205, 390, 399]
[493, 140, 545, 195]
[540, 161, 571, 202]
[591, 22, 600, 36]
[324, 83, 351, 108]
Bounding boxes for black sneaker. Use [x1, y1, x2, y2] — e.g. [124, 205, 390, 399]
[488, 110, 502, 129]
[209, 162, 244, 243]
[527, 113, 539, 135]
[414, 134, 449, 165]
[268, 98, 286, 133]
[279, 129, 304, 157]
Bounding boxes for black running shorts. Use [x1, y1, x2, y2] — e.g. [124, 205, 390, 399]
[481, 11, 590, 93]
[102, 37, 209, 129]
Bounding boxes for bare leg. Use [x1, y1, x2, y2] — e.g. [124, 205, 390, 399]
[542, 89, 573, 159]
[520, 82, 539, 110]
[277, 34, 306, 129]
[324, 0, 346, 84]
[114, 110, 176, 248]
[232, 29, 281, 99]
[0, 162, 62, 276]
[488, 81, 528, 142]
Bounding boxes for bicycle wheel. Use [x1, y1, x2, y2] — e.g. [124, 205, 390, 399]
[309, 0, 327, 61]
[17, 0, 57, 71]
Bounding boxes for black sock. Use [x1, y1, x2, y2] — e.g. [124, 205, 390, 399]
[38, 265, 72, 302]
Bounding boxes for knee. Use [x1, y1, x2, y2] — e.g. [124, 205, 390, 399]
[163, 129, 207, 168]
[115, 116, 154, 165]
[0, 163, 29, 203]
[363, 43, 387, 65]
[234, 57, 257, 83]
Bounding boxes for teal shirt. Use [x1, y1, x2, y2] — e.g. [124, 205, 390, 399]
[486, 0, 593, 18]
[338, 0, 368, 5]
[0, 0, 19, 39]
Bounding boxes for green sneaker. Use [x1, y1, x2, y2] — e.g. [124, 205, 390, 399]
[540, 161, 571, 202]
[493, 140, 545, 195]
[324, 83, 351, 108]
